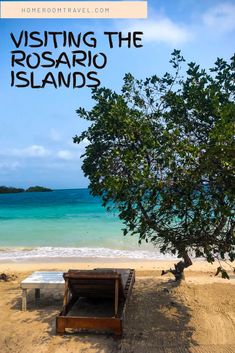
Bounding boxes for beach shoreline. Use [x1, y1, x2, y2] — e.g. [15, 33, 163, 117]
[1, 259, 234, 284]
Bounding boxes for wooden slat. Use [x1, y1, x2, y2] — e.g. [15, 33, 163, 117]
[64, 272, 120, 280]
[66, 273, 125, 300]
[57, 268, 135, 336]
[63, 295, 79, 316]
[121, 269, 135, 323]
[62, 279, 69, 315]
[114, 278, 119, 317]
[56, 316, 122, 336]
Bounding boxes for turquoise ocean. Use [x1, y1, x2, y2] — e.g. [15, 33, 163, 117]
[0, 188, 172, 261]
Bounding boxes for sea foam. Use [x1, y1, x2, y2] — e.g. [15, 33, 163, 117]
[0, 246, 176, 262]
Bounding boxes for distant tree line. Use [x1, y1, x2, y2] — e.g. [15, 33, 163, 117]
[0, 186, 53, 194]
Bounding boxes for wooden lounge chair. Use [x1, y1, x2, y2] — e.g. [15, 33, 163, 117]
[56, 268, 135, 336]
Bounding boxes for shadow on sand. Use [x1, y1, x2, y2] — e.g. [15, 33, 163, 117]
[9, 278, 197, 353]
[10, 288, 117, 353]
[120, 278, 197, 353]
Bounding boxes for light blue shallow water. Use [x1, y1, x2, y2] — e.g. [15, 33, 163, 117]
[0, 188, 164, 260]
[0, 188, 132, 248]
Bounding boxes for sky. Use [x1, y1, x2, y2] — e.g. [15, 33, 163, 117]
[0, 0, 234, 189]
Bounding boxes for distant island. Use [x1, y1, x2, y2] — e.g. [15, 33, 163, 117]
[26, 186, 53, 192]
[0, 186, 53, 194]
[0, 186, 25, 194]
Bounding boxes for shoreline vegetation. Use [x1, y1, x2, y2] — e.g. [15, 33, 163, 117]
[0, 186, 53, 194]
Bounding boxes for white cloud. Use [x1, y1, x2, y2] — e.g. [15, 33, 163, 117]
[0, 161, 21, 171]
[12, 145, 50, 158]
[56, 150, 81, 161]
[0, 145, 51, 158]
[203, 3, 235, 33]
[125, 16, 193, 46]
[0, 144, 85, 162]
[57, 150, 77, 161]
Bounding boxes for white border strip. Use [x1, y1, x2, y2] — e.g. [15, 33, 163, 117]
[0, 1, 147, 19]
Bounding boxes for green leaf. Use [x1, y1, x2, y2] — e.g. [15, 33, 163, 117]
[74, 51, 235, 273]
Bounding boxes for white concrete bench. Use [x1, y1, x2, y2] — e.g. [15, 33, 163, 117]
[20, 271, 64, 310]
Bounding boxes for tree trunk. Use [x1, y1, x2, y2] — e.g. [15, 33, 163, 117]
[161, 253, 192, 282]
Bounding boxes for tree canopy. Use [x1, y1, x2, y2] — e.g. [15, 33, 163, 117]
[74, 50, 235, 279]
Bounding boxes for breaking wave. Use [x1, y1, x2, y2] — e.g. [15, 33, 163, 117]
[0, 246, 176, 262]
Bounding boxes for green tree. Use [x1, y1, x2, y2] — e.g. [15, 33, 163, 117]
[74, 50, 235, 280]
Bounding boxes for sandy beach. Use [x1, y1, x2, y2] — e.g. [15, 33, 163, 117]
[0, 259, 234, 353]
